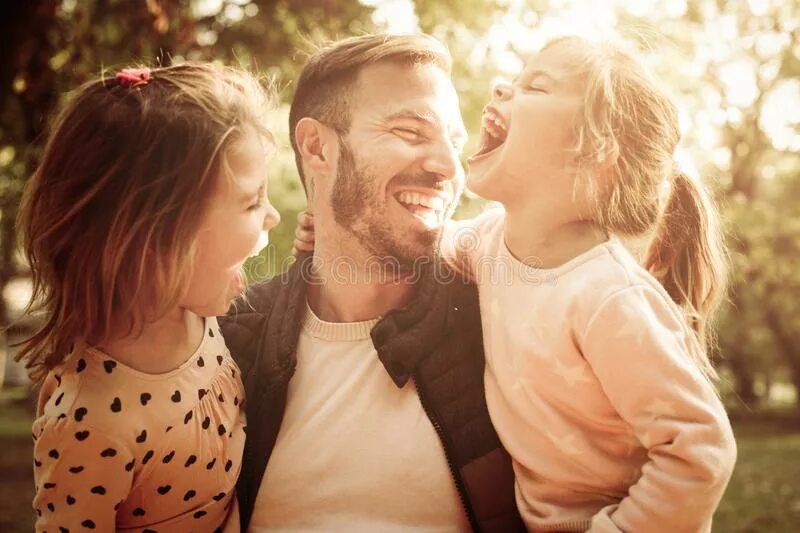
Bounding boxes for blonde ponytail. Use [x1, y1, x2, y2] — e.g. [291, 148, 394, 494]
[643, 172, 728, 355]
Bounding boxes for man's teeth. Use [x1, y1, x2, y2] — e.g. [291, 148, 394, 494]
[396, 191, 445, 211]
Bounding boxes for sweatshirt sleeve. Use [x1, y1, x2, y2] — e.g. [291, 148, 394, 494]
[32, 415, 135, 532]
[578, 284, 737, 533]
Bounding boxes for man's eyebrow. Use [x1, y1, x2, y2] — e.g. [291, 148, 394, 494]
[384, 109, 438, 125]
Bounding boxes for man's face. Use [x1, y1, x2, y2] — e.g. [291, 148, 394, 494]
[329, 61, 467, 270]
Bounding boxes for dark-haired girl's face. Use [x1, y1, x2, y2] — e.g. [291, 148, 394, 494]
[182, 134, 280, 316]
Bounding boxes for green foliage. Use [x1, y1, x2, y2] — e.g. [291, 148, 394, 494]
[1, 0, 798, 410]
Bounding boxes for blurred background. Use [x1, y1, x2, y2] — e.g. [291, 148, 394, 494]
[0, 0, 798, 531]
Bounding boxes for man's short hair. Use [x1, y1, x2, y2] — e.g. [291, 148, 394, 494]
[289, 33, 453, 189]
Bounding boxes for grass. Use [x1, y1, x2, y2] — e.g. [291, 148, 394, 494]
[0, 400, 37, 532]
[714, 410, 800, 532]
[1, 396, 799, 531]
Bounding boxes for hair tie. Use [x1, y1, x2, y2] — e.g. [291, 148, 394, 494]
[116, 67, 152, 87]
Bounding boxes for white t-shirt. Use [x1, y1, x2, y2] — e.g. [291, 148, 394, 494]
[248, 301, 470, 532]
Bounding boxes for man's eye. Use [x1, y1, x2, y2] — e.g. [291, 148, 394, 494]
[248, 200, 265, 211]
[394, 128, 422, 140]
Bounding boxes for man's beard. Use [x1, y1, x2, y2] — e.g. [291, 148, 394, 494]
[330, 140, 442, 273]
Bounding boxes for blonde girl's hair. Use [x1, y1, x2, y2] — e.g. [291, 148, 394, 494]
[16, 63, 274, 383]
[549, 36, 728, 378]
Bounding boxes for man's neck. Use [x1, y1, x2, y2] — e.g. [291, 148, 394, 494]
[306, 243, 416, 323]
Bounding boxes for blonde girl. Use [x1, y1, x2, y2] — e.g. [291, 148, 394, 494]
[451, 35, 737, 532]
[18, 63, 280, 531]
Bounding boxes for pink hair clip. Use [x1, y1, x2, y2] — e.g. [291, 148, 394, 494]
[116, 67, 152, 87]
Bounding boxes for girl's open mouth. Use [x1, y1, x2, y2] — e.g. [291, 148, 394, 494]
[469, 108, 509, 162]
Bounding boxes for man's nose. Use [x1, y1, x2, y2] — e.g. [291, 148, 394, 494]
[422, 138, 462, 181]
[492, 80, 512, 100]
[263, 203, 281, 231]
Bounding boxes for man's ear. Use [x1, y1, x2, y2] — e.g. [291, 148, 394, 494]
[295, 117, 338, 176]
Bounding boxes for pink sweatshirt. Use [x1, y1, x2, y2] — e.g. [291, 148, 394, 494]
[445, 208, 736, 532]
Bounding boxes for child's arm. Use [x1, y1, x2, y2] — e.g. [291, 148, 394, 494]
[578, 284, 737, 533]
[32, 416, 134, 531]
[438, 218, 477, 280]
[439, 207, 505, 281]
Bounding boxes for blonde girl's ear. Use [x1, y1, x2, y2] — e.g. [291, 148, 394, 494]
[581, 141, 620, 198]
[595, 140, 620, 177]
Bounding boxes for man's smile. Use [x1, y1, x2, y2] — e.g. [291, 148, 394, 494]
[393, 188, 453, 228]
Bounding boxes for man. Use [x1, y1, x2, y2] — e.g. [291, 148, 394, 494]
[220, 33, 523, 532]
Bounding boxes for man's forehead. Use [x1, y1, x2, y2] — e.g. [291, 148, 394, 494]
[353, 62, 464, 128]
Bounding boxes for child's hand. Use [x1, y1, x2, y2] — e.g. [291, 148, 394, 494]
[292, 210, 315, 256]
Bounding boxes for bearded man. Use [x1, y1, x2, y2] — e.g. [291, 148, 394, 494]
[220, 33, 523, 532]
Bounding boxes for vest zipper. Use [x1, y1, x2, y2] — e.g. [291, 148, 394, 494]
[413, 374, 481, 532]
[241, 361, 293, 526]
